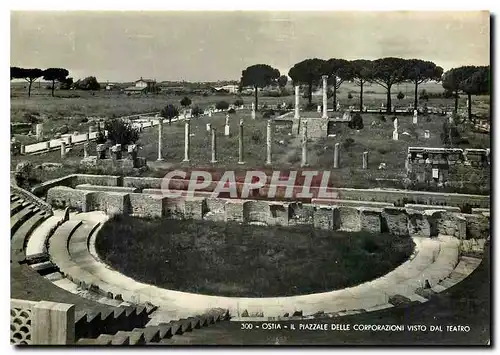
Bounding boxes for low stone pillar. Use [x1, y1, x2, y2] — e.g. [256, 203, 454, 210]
[111, 144, 122, 160]
[238, 119, 244, 164]
[317, 105, 321, 113]
[157, 118, 163, 161]
[251, 102, 256, 120]
[32, 301, 75, 345]
[224, 114, 230, 136]
[83, 142, 89, 158]
[301, 121, 308, 167]
[96, 144, 106, 159]
[206, 123, 211, 132]
[128, 144, 138, 160]
[60, 141, 66, 159]
[183, 119, 191, 162]
[211, 127, 217, 163]
[424, 130, 430, 139]
[362, 151, 368, 169]
[66, 135, 72, 146]
[413, 110, 418, 124]
[294, 85, 300, 119]
[392, 117, 399, 141]
[333, 142, 340, 168]
[20, 144, 26, 155]
[35, 123, 43, 140]
[208, 110, 212, 118]
[266, 119, 272, 165]
[322, 75, 328, 119]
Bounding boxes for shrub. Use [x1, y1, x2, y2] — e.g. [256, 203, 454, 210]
[348, 113, 364, 130]
[160, 104, 179, 124]
[251, 129, 263, 144]
[378, 115, 387, 122]
[234, 98, 244, 107]
[215, 101, 230, 110]
[343, 137, 355, 150]
[73, 76, 100, 91]
[419, 89, 429, 101]
[228, 108, 236, 114]
[104, 118, 139, 147]
[443, 90, 454, 99]
[15, 161, 35, 188]
[347, 93, 353, 100]
[302, 103, 316, 112]
[286, 102, 294, 110]
[262, 109, 275, 118]
[180, 96, 192, 107]
[23, 112, 39, 124]
[96, 124, 107, 144]
[191, 106, 203, 117]
[397, 91, 405, 100]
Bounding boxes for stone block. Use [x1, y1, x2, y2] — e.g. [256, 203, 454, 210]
[288, 202, 315, 226]
[86, 191, 130, 216]
[46, 186, 91, 212]
[184, 197, 206, 220]
[407, 209, 431, 238]
[313, 206, 336, 230]
[359, 207, 382, 233]
[32, 301, 75, 344]
[243, 200, 271, 224]
[268, 202, 289, 226]
[128, 193, 165, 218]
[338, 206, 361, 231]
[224, 200, 245, 223]
[430, 211, 467, 239]
[462, 213, 489, 239]
[382, 207, 409, 236]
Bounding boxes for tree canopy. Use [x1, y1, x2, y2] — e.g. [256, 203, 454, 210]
[241, 64, 280, 111]
[42, 68, 69, 97]
[288, 58, 325, 104]
[74, 76, 100, 90]
[322, 58, 353, 111]
[10, 67, 43, 97]
[442, 65, 481, 115]
[370, 57, 410, 112]
[406, 59, 443, 109]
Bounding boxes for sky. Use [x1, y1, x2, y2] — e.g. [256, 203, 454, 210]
[10, 11, 490, 83]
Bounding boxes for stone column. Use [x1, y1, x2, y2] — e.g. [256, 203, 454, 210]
[362, 151, 368, 169]
[206, 123, 211, 132]
[224, 114, 230, 136]
[83, 142, 89, 158]
[322, 75, 328, 119]
[333, 143, 340, 168]
[32, 301, 75, 345]
[211, 128, 217, 163]
[413, 110, 418, 124]
[392, 117, 399, 141]
[238, 119, 244, 164]
[301, 121, 308, 167]
[294, 85, 300, 119]
[183, 119, 191, 162]
[317, 105, 321, 113]
[157, 118, 163, 161]
[35, 123, 43, 140]
[251, 102, 256, 120]
[266, 119, 272, 165]
[60, 141, 66, 159]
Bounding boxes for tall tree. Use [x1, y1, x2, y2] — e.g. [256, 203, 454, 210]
[11, 67, 43, 97]
[288, 58, 325, 104]
[277, 75, 288, 95]
[322, 59, 353, 111]
[350, 59, 372, 112]
[371, 57, 410, 113]
[240, 64, 280, 111]
[442, 66, 479, 115]
[406, 59, 443, 110]
[42, 68, 69, 97]
[460, 66, 490, 123]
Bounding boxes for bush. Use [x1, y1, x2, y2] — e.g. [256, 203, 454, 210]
[343, 138, 355, 150]
[23, 112, 39, 124]
[347, 93, 353, 100]
[191, 106, 203, 117]
[378, 115, 387, 122]
[96, 124, 106, 144]
[104, 118, 139, 147]
[73, 76, 100, 91]
[228, 108, 236, 114]
[348, 113, 364, 130]
[302, 103, 316, 112]
[443, 90, 454, 99]
[419, 89, 429, 101]
[397, 91, 405, 100]
[160, 104, 179, 123]
[286, 102, 294, 110]
[262, 109, 275, 118]
[15, 161, 35, 188]
[251, 129, 263, 144]
[215, 101, 230, 110]
[234, 98, 244, 107]
[180, 96, 192, 107]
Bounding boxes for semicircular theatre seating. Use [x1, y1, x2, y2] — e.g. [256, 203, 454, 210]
[12, 188, 228, 345]
[46, 211, 485, 320]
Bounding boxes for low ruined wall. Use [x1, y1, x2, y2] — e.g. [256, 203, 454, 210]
[31, 174, 78, 197]
[11, 185, 53, 216]
[74, 174, 121, 187]
[45, 186, 489, 240]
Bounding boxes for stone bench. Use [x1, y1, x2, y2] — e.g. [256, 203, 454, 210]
[76, 184, 139, 193]
[404, 204, 461, 212]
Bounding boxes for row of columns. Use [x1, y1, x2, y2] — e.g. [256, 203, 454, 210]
[293, 75, 329, 120]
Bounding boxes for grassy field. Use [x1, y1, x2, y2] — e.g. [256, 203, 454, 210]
[95, 215, 414, 297]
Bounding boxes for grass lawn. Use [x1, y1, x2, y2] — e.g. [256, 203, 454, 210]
[95, 215, 414, 297]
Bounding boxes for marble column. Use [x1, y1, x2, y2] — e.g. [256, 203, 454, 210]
[301, 121, 308, 167]
[362, 151, 368, 169]
[183, 119, 191, 162]
[211, 128, 217, 163]
[238, 119, 244, 164]
[157, 118, 163, 161]
[60, 141, 66, 159]
[322, 75, 328, 119]
[266, 120, 272, 165]
[294, 85, 300, 119]
[333, 143, 340, 168]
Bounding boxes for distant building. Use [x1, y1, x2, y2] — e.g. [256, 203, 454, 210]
[124, 77, 158, 94]
[213, 84, 239, 94]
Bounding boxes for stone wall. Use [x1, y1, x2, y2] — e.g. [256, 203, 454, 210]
[44, 186, 489, 239]
[74, 174, 121, 187]
[406, 147, 490, 191]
